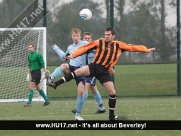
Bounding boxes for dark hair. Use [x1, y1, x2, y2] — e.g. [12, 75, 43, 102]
[28, 42, 34, 48]
[105, 27, 116, 35]
[84, 32, 92, 37]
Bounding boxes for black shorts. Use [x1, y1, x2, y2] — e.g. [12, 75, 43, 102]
[31, 69, 41, 85]
[88, 63, 111, 84]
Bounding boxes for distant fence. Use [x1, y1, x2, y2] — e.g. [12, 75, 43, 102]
[47, 63, 177, 98]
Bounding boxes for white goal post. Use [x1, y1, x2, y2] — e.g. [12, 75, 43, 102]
[0, 27, 47, 102]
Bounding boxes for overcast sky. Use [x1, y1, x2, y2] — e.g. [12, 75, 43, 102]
[45, 0, 177, 27]
[0, 0, 177, 27]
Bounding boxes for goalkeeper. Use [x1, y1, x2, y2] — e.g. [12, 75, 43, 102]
[24, 43, 50, 107]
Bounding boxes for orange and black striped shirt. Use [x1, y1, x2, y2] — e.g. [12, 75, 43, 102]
[72, 38, 148, 71]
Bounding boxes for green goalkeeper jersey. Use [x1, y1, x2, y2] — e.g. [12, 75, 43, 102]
[28, 51, 45, 71]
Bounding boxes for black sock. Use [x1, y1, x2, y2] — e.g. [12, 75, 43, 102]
[99, 103, 103, 107]
[55, 72, 76, 86]
[109, 95, 116, 118]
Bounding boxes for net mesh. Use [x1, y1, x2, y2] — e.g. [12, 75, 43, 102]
[0, 28, 46, 102]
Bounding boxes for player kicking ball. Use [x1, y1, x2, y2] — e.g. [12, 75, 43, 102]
[46, 27, 156, 120]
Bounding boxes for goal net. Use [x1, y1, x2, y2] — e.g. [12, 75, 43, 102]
[0, 27, 47, 102]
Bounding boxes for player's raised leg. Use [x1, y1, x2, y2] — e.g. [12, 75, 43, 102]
[48, 65, 90, 89]
[46, 64, 71, 86]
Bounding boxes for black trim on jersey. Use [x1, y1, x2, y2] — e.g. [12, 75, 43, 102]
[99, 42, 108, 65]
[106, 43, 119, 70]
[121, 49, 127, 52]
[113, 43, 119, 61]
[87, 46, 96, 53]
[94, 40, 103, 62]
[86, 53, 88, 65]
[105, 42, 114, 66]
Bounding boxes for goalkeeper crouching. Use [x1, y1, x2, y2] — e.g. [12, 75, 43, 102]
[24, 43, 50, 107]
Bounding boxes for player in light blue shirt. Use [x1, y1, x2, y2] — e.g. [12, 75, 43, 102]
[51, 41, 87, 71]
[45, 28, 88, 120]
[71, 32, 107, 114]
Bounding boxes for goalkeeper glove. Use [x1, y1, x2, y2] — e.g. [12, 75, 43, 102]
[26, 73, 31, 82]
[41, 71, 45, 79]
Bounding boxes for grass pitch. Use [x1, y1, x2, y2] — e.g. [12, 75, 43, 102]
[0, 63, 179, 135]
[47, 63, 177, 98]
[0, 97, 180, 120]
[0, 63, 177, 99]
[0, 97, 181, 136]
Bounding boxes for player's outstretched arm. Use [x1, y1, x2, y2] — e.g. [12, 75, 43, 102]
[147, 48, 156, 53]
[52, 44, 66, 60]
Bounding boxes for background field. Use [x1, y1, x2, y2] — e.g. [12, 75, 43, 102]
[0, 97, 181, 136]
[47, 63, 177, 98]
[0, 63, 176, 99]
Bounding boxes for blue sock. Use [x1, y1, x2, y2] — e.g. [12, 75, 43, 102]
[51, 67, 63, 80]
[93, 91, 105, 110]
[83, 92, 88, 103]
[75, 96, 84, 116]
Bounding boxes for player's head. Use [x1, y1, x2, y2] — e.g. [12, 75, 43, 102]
[83, 32, 92, 43]
[28, 43, 35, 53]
[105, 27, 116, 43]
[71, 28, 81, 44]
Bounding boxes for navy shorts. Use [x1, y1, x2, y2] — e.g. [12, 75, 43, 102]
[86, 76, 96, 86]
[31, 69, 41, 85]
[69, 64, 85, 86]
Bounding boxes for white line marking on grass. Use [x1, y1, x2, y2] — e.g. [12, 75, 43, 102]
[0, 114, 109, 120]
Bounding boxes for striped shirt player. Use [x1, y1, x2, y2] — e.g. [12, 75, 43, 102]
[48, 27, 156, 120]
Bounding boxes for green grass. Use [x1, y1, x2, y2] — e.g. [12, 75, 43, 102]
[0, 63, 179, 135]
[0, 64, 177, 99]
[47, 63, 177, 98]
[114, 64, 176, 96]
[0, 97, 181, 135]
[1, 130, 181, 136]
[1, 97, 180, 120]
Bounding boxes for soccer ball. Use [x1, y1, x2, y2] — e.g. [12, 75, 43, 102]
[79, 9, 92, 20]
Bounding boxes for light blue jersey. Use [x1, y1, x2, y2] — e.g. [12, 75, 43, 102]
[53, 40, 88, 67]
[87, 49, 95, 64]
